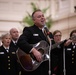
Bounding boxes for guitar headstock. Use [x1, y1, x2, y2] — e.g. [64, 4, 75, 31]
[70, 35, 76, 41]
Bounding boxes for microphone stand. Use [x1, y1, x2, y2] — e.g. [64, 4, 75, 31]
[43, 26, 52, 75]
[48, 39, 52, 75]
[63, 48, 66, 75]
[45, 34, 52, 75]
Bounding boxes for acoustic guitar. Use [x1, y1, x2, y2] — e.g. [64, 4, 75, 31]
[16, 35, 76, 72]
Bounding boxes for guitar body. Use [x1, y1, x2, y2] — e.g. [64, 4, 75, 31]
[16, 40, 49, 72]
[16, 35, 76, 72]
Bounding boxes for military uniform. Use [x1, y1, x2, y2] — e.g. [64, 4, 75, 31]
[65, 43, 76, 75]
[51, 42, 64, 75]
[10, 40, 26, 75]
[17, 25, 53, 75]
[0, 45, 19, 75]
[10, 40, 18, 50]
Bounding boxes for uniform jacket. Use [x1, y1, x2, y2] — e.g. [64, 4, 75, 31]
[17, 25, 53, 53]
[51, 42, 64, 75]
[10, 40, 21, 74]
[17, 25, 53, 75]
[10, 40, 18, 50]
[65, 43, 76, 75]
[51, 39, 67, 75]
[0, 45, 19, 75]
[52, 42, 76, 75]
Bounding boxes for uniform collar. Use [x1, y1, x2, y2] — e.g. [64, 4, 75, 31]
[72, 42, 76, 45]
[3, 45, 9, 50]
[12, 40, 17, 44]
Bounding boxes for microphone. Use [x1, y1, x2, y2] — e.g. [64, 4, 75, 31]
[44, 25, 51, 35]
[44, 25, 53, 39]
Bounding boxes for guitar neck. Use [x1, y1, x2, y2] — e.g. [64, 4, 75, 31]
[51, 40, 65, 49]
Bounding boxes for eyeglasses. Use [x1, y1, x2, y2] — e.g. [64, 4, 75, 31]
[54, 35, 62, 37]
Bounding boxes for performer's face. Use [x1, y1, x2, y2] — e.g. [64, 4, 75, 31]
[33, 11, 46, 28]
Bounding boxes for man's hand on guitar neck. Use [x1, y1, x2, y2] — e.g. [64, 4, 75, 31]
[31, 48, 42, 62]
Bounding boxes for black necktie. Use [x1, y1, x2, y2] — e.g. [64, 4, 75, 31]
[6, 49, 9, 52]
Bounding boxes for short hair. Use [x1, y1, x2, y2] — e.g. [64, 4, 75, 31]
[70, 29, 76, 37]
[32, 9, 41, 19]
[1, 33, 11, 40]
[53, 30, 62, 36]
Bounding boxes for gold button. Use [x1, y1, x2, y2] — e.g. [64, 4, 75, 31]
[72, 61, 74, 63]
[8, 64, 10, 66]
[8, 56, 10, 58]
[72, 54, 74, 56]
[8, 60, 10, 62]
[8, 67, 10, 69]
[72, 51, 74, 53]
[72, 58, 74, 60]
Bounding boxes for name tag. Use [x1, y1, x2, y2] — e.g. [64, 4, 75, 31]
[0, 52, 4, 54]
[67, 48, 71, 51]
[33, 34, 39, 36]
[12, 52, 15, 54]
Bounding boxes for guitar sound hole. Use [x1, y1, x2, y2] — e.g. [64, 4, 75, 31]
[38, 48, 44, 55]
